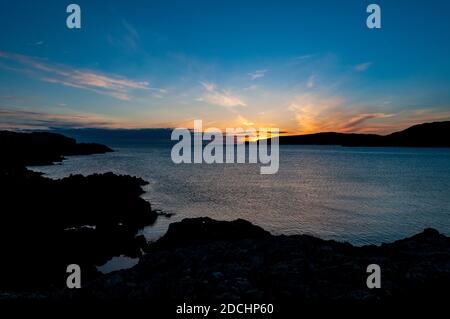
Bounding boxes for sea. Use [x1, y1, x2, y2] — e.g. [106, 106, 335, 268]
[30, 129, 450, 270]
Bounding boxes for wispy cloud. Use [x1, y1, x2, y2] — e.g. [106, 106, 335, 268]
[288, 93, 346, 133]
[356, 108, 450, 134]
[292, 54, 315, 61]
[248, 69, 267, 80]
[0, 51, 163, 100]
[197, 81, 246, 108]
[107, 19, 140, 52]
[355, 62, 372, 72]
[242, 84, 258, 91]
[237, 115, 254, 126]
[288, 93, 390, 134]
[0, 107, 140, 130]
[340, 113, 394, 132]
[288, 93, 450, 134]
[306, 75, 316, 88]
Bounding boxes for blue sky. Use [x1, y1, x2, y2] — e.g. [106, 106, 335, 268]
[1, 0, 450, 133]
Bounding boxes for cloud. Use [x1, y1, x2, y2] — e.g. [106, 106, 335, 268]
[243, 84, 258, 91]
[340, 113, 394, 132]
[354, 108, 450, 134]
[292, 54, 315, 61]
[288, 93, 450, 134]
[288, 93, 392, 134]
[107, 19, 140, 51]
[288, 93, 346, 133]
[201, 81, 216, 92]
[198, 81, 246, 108]
[355, 62, 372, 72]
[248, 69, 267, 80]
[0, 107, 139, 130]
[0, 51, 162, 101]
[306, 75, 315, 89]
[237, 115, 254, 126]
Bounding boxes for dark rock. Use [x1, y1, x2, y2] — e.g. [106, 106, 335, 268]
[0, 131, 156, 291]
[152, 217, 271, 249]
[0, 130, 112, 167]
[65, 218, 449, 305]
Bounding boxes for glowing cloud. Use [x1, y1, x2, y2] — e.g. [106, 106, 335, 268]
[0, 51, 164, 100]
[198, 81, 247, 108]
[288, 93, 399, 134]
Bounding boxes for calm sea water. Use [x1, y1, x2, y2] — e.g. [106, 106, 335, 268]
[33, 129, 450, 247]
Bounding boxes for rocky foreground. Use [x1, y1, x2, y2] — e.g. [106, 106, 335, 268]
[63, 217, 450, 305]
[0, 131, 158, 290]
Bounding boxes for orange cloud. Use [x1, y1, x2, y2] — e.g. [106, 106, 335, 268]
[340, 113, 394, 132]
[287, 93, 450, 135]
[0, 51, 164, 101]
[288, 93, 346, 133]
[197, 82, 247, 108]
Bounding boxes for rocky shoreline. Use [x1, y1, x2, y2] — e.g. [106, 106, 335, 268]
[0, 131, 158, 291]
[62, 217, 449, 304]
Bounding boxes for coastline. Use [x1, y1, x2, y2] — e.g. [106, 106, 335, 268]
[65, 217, 450, 304]
[0, 131, 158, 291]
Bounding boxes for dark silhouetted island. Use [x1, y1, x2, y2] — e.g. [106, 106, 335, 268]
[0, 130, 112, 166]
[272, 121, 450, 147]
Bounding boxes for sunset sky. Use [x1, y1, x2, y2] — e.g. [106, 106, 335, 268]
[1, 0, 450, 134]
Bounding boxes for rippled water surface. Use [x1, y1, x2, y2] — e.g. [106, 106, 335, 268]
[33, 130, 450, 246]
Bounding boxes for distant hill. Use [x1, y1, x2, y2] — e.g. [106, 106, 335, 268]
[274, 121, 450, 147]
[385, 121, 450, 147]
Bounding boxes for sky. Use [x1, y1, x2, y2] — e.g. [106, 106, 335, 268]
[1, 0, 450, 134]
